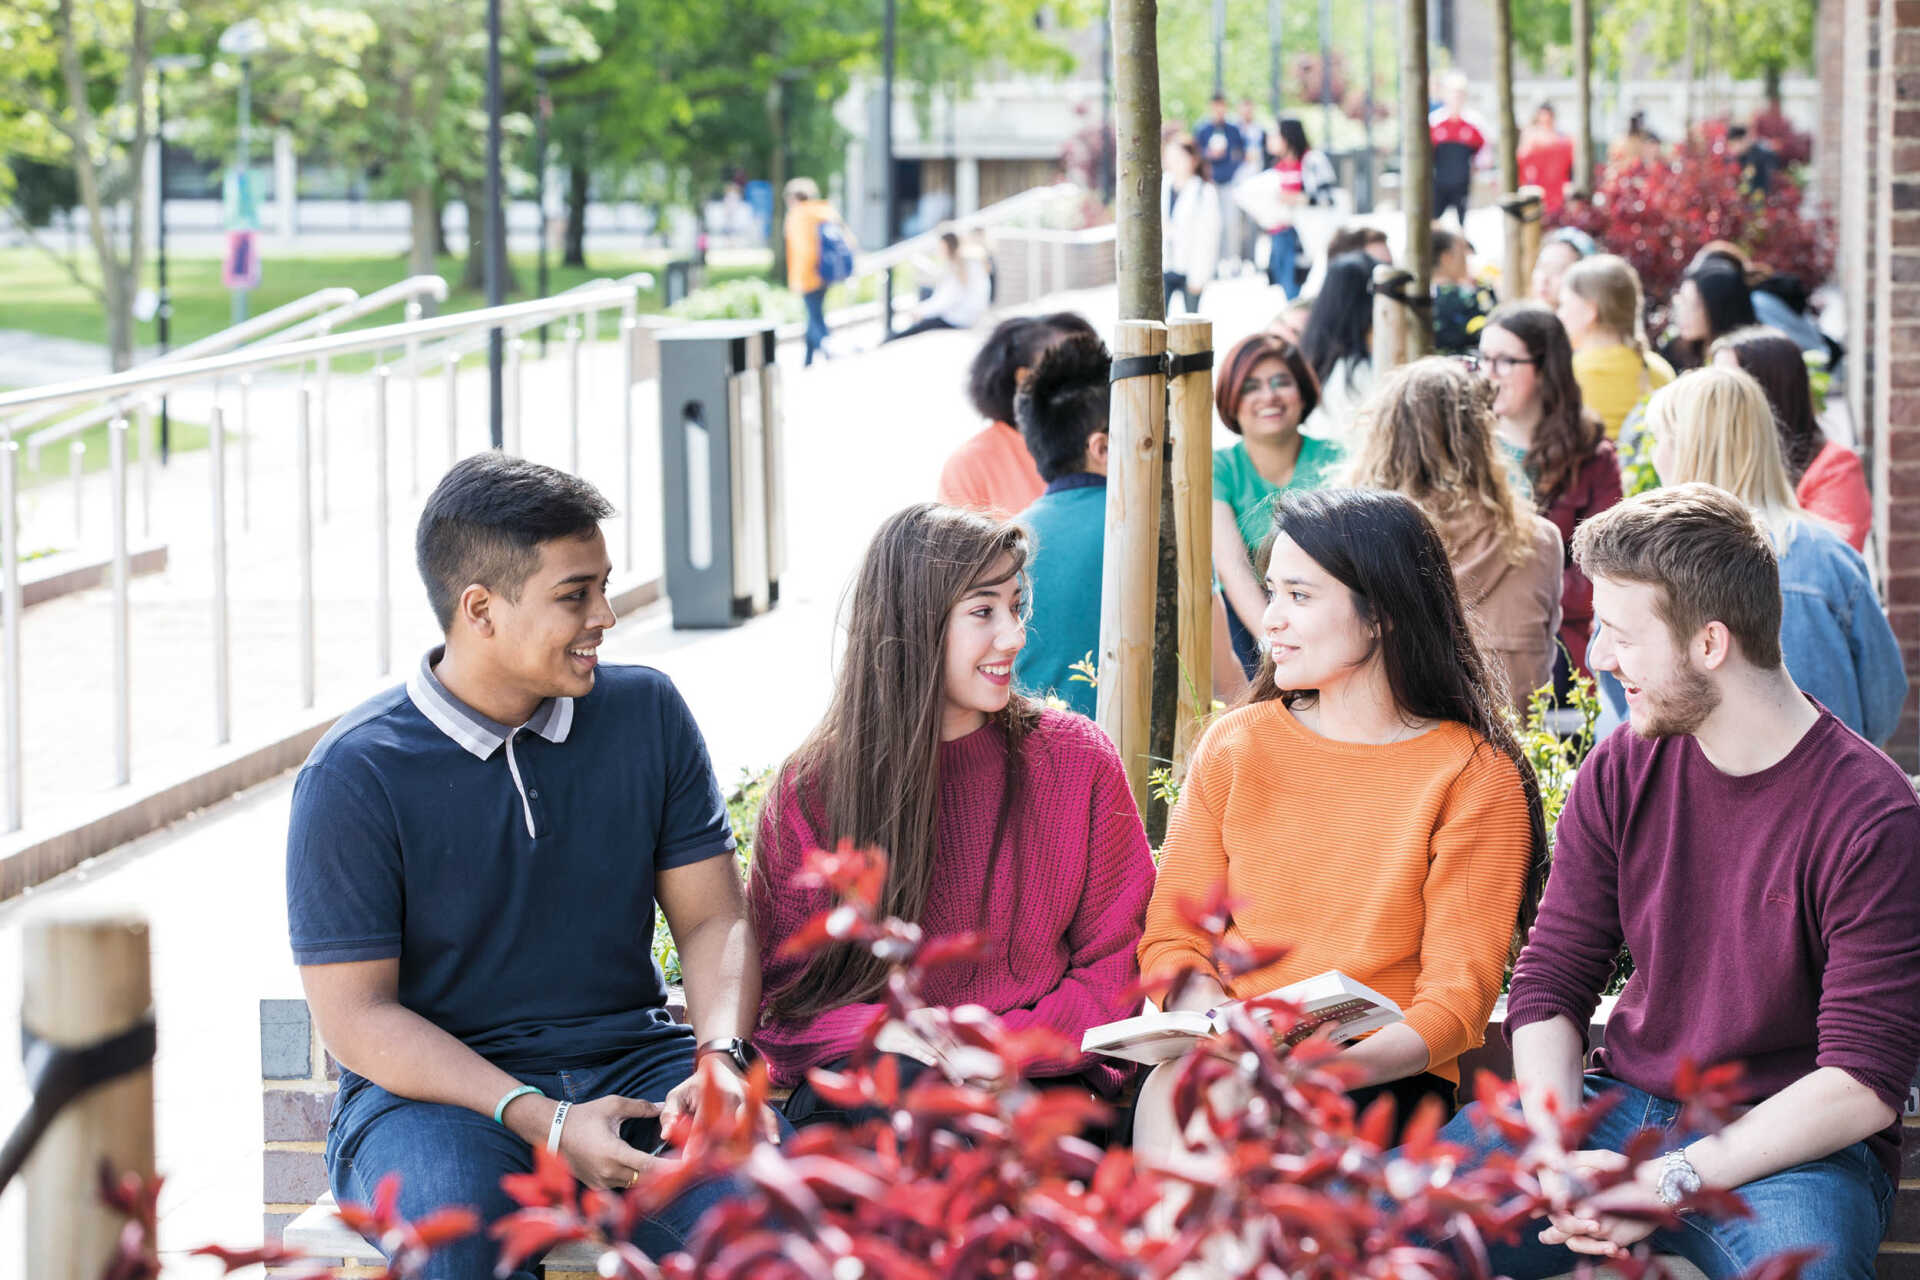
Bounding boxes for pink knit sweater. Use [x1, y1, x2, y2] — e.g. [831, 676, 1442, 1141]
[749, 709, 1154, 1096]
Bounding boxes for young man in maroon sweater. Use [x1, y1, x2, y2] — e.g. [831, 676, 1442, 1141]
[1439, 484, 1920, 1279]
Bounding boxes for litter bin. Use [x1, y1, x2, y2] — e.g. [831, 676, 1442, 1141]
[664, 259, 704, 306]
[657, 322, 784, 628]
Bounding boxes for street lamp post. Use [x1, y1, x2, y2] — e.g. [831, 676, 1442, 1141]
[534, 48, 568, 357]
[485, 0, 505, 449]
[151, 53, 201, 463]
[1268, 0, 1283, 122]
[1318, 0, 1334, 158]
[880, 0, 897, 341]
[1212, 0, 1227, 101]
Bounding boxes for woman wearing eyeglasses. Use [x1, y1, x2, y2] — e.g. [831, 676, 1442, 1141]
[1478, 303, 1622, 684]
[1211, 332, 1344, 678]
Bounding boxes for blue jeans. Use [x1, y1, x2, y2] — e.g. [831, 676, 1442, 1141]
[1267, 226, 1302, 297]
[802, 287, 828, 365]
[328, 1037, 765, 1279]
[1438, 1075, 1893, 1280]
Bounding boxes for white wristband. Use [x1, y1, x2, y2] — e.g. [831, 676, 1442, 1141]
[546, 1099, 572, 1154]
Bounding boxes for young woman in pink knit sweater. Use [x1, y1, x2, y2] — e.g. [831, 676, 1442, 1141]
[748, 502, 1155, 1126]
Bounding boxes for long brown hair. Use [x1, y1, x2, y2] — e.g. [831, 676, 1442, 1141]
[1346, 357, 1536, 566]
[1484, 302, 1605, 503]
[757, 503, 1043, 1023]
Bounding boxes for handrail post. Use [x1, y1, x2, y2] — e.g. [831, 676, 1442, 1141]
[565, 323, 583, 474]
[620, 313, 637, 572]
[317, 334, 334, 523]
[404, 299, 424, 495]
[109, 417, 131, 786]
[2, 439, 22, 832]
[373, 369, 392, 677]
[238, 374, 254, 532]
[1097, 320, 1167, 813]
[505, 338, 524, 456]
[444, 356, 460, 467]
[23, 917, 155, 1280]
[296, 389, 315, 709]
[1168, 317, 1214, 784]
[136, 407, 153, 541]
[69, 441, 85, 545]
[209, 406, 230, 746]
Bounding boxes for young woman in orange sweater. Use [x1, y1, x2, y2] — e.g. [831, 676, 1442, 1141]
[1134, 487, 1546, 1165]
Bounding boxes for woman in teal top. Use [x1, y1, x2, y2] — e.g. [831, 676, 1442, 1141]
[1211, 332, 1345, 676]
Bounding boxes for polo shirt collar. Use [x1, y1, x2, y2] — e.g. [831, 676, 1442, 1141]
[407, 646, 575, 760]
[1044, 472, 1107, 496]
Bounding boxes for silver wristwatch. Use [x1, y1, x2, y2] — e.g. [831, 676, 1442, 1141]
[1655, 1149, 1703, 1207]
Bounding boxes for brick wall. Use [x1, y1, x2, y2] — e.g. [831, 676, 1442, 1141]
[1875, 0, 1920, 768]
[1847, 0, 1882, 463]
[1823, 0, 1852, 218]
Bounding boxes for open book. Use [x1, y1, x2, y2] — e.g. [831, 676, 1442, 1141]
[1080, 970, 1404, 1066]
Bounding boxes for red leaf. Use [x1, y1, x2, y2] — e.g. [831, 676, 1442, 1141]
[410, 1206, 481, 1249]
[488, 1209, 593, 1273]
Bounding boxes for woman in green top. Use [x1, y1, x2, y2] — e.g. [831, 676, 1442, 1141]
[1212, 332, 1345, 676]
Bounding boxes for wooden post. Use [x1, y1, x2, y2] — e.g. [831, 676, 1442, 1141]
[1112, 0, 1165, 323]
[25, 917, 154, 1280]
[1372, 264, 1414, 375]
[1492, 0, 1518, 198]
[1518, 185, 1544, 294]
[1098, 320, 1167, 812]
[1167, 316, 1213, 784]
[1497, 186, 1545, 304]
[1401, 0, 1434, 359]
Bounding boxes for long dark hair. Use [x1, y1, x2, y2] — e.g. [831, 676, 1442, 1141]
[1277, 117, 1311, 161]
[757, 504, 1043, 1023]
[1483, 302, 1606, 503]
[1244, 488, 1550, 942]
[1300, 252, 1376, 392]
[1671, 261, 1757, 370]
[1712, 326, 1825, 484]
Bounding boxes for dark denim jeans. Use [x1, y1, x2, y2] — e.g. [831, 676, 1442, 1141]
[1438, 1075, 1893, 1280]
[327, 1037, 763, 1280]
[802, 287, 828, 365]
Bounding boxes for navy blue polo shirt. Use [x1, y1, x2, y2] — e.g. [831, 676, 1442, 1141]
[286, 648, 735, 1073]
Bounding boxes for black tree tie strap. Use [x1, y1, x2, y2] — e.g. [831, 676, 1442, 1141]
[0, 1017, 157, 1195]
[1167, 351, 1213, 378]
[1371, 273, 1433, 312]
[1110, 354, 1170, 384]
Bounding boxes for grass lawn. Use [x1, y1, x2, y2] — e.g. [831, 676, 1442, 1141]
[0, 246, 777, 353]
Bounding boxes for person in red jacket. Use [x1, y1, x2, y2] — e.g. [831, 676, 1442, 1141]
[1429, 73, 1486, 226]
[1518, 103, 1575, 215]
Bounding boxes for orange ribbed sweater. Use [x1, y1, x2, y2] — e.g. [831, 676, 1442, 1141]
[1137, 699, 1534, 1083]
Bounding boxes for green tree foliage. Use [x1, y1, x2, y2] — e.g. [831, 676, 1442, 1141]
[1595, 0, 1812, 87]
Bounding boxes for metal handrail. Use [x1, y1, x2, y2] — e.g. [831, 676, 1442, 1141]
[394, 271, 656, 379]
[0, 277, 650, 838]
[1, 287, 362, 439]
[0, 284, 638, 419]
[849, 182, 1081, 276]
[21, 277, 452, 463]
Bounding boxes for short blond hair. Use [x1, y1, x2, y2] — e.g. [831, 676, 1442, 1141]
[1643, 367, 1801, 535]
[783, 177, 820, 203]
[1572, 483, 1782, 669]
[1560, 254, 1648, 352]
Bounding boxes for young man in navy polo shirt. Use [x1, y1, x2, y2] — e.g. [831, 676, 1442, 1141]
[287, 453, 776, 1278]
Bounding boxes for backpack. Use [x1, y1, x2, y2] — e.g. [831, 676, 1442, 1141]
[816, 218, 855, 285]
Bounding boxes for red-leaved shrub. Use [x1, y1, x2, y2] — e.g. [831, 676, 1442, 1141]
[1555, 133, 1835, 332]
[107, 842, 1807, 1279]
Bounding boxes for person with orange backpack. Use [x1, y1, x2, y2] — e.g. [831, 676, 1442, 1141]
[784, 178, 856, 366]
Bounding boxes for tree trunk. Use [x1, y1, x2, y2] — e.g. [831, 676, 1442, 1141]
[1401, 0, 1433, 358]
[1492, 0, 1517, 194]
[1112, 0, 1164, 323]
[564, 161, 589, 268]
[409, 184, 439, 277]
[1572, 0, 1593, 195]
[1112, 0, 1177, 839]
[768, 79, 788, 285]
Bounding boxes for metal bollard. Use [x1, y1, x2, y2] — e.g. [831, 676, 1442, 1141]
[566, 324, 583, 474]
[445, 357, 460, 466]
[620, 314, 637, 572]
[239, 374, 253, 531]
[109, 417, 131, 787]
[209, 407, 230, 747]
[404, 300, 423, 495]
[1, 440, 22, 832]
[69, 441, 85, 545]
[295, 390, 315, 709]
[373, 369, 391, 677]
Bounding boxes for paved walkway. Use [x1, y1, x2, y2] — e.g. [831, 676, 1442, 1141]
[0, 251, 1397, 1263]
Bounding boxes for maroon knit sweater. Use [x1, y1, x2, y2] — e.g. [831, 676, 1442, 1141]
[749, 709, 1155, 1096]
